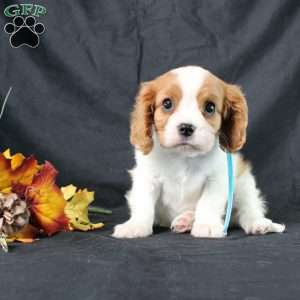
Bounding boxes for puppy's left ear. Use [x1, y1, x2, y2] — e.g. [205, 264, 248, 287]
[220, 83, 248, 152]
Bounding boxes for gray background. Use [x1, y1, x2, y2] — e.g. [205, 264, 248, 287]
[1, 1, 300, 299]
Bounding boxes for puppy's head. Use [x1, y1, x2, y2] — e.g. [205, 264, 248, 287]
[130, 66, 248, 156]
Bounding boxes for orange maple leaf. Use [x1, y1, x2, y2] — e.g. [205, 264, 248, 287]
[0, 153, 39, 192]
[25, 162, 69, 235]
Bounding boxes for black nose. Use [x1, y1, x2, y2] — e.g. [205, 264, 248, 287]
[178, 123, 195, 137]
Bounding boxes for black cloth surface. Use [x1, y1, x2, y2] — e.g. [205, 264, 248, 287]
[0, 1, 300, 299]
[2, 209, 300, 300]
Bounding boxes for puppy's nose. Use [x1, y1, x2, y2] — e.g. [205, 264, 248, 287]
[178, 123, 195, 137]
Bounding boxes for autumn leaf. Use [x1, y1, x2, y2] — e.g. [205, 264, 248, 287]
[0, 152, 39, 192]
[7, 224, 39, 243]
[25, 162, 69, 235]
[1, 187, 11, 193]
[3, 148, 25, 170]
[64, 187, 104, 231]
[61, 184, 77, 200]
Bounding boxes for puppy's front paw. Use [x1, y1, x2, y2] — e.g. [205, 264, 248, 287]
[112, 221, 153, 239]
[243, 218, 286, 235]
[191, 223, 225, 238]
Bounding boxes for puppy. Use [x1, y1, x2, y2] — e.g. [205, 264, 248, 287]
[113, 66, 285, 238]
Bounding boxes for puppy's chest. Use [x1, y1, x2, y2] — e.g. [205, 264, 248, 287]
[156, 161, 207, 219]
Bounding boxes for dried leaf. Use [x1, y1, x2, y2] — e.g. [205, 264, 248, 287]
[2, 149, 10, 158]
[65, 189, 104, 231]
[0, 233, 8, 252]
[25, 162, 69, 235]
[0, 152, 39, 192]
[1, 187, 11, 194]
[3, 149, 25, 170]
[61, 184, 77, 200]
[7, 224, 39, 243]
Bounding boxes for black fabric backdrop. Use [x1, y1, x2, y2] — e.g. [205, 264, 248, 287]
[1, 1, 300, 299]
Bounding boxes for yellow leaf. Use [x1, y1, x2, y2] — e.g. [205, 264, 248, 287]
[3, 149, 25, 170]
[0, 152, 39, 191]
[11, 153, 26, 170]
[65, 189, 104, 231]
[3, 149, 11, 158]
[61, 184, 77, 200]
[1, 187, 11, 193]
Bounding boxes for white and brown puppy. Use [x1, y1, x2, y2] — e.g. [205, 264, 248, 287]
[113, 66, 285, 238]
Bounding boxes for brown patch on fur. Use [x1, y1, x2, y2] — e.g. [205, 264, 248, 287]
[153, 73, 182, 145]
[220, 83, 248, 152]
[130, 72, 181, 154]
[237, 155, 252, 176]
[198, 73, 248, 152]
[197, 74, 225, 132]
[130, 68, 248, 155]
[130, 82, 156, 154]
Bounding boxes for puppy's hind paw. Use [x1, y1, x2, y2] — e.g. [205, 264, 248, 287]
[171, 211, 194, 233]
[112, 221, 152, 239]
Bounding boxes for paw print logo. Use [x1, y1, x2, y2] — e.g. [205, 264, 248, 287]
[4, 16, 45, 48]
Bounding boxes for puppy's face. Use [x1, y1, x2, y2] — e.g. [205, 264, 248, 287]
[130, 66, 248, 156]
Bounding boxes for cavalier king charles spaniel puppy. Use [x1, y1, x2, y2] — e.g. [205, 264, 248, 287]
[113, 66, 285, 238]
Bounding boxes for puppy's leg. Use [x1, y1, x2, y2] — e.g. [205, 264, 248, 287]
[171, 211, 194, 233]
[235, 163, 285, 235]
[191, 176, 227, 238]
[113, 169, 160, 238]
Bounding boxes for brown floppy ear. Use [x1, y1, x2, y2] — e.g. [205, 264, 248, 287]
[130, 82, 156, 155]
[220, 83, 248, 152]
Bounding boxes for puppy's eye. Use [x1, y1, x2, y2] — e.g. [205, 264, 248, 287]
[204, 101, 215, 115]
[162, 98, 174, 112]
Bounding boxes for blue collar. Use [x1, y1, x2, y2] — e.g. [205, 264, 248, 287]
[223, 152, 234, 235]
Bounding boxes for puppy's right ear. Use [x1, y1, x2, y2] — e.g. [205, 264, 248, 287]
[130, 82, 156, 155]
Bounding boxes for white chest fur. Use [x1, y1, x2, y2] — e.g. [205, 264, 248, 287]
[133, 138, 226, 226]
[155, 158, 207, 226]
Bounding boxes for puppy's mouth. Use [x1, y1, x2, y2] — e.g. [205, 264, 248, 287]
[160, 134, 200, 150]
[173, 141, 199, 150]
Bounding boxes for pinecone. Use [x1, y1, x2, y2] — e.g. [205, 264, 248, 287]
[0, 193, 30, 236]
